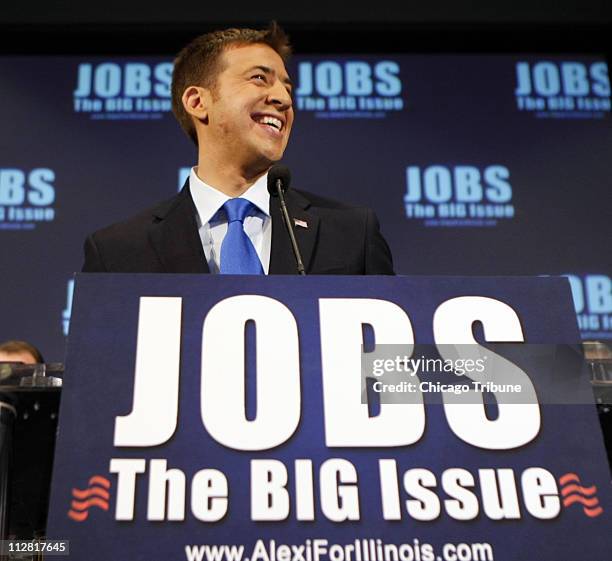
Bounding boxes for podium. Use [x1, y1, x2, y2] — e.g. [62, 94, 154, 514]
[5, 275, 612, 560]
[0, 363, 62, 542]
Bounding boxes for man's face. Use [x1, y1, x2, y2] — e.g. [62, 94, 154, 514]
[204, 43, 294, 171]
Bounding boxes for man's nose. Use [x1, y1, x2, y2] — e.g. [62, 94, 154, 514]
[267, 79, 292, 110]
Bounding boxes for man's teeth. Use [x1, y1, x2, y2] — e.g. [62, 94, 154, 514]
[256, 116, 282, 130]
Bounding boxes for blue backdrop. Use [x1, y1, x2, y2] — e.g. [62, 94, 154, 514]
[0, 54, 610, 359]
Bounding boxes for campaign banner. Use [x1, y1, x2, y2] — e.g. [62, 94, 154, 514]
[46, 275, 610, 560]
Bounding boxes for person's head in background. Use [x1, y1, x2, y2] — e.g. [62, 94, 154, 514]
[0, 340, 44, 364]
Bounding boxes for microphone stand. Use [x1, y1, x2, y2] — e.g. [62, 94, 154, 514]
[275, 179, 306, 276]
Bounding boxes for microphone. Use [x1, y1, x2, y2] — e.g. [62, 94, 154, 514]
[267, 165, 306, 275]
[267, 164, 291, 196]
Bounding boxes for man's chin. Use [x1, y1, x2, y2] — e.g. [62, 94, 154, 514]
[259, 136, 288, 160]
[242, 155, 281, 180]
[257, 150, 285, 168]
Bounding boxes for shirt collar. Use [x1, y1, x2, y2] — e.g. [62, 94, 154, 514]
[189, 167, 270, 227]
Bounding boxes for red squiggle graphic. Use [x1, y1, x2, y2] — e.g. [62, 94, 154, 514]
[563, 495, 599, 508]
[560, 483, 597, 497]
[71, 487, 110, 500]
[559, 473, 580, 485]
[559, 473, 603, 518]
[584, 506, 604, 518]
[67, 474, 111, 522]
[70, 497, 109, 511]
[89, 475, 111, 488]
[67, 510, 89, 522]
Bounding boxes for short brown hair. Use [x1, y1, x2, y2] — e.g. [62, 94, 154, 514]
[0, 340, 44, 363]
[171, 21, 292, 145]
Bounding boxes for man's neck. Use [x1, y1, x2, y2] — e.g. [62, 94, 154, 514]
[196, 158, 269, 197]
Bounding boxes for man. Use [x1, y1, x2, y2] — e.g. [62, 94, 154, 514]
[0, 340, 44, 364]
[82, 23, 394, 275]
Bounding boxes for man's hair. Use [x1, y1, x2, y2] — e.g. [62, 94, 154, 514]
[171, 21, 292, 146]
[0, 340, 44, 363]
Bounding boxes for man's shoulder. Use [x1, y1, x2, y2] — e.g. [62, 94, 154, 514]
[291, 188, 371, 215]
[289, 188, 393, 275]
[89, 190, 186, 242]
[82, 190, 194, 273]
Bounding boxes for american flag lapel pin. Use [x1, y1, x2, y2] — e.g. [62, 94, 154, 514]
[294, 218, 308, 228]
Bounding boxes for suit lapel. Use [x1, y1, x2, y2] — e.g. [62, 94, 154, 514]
[148, 185, 210, 273]
[269, 189, 319, 274]
[147, 183, 317, 275]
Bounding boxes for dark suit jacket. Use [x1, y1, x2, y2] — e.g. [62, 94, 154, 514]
[82, 185, 394, 275]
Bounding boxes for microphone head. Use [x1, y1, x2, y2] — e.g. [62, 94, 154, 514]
[267, 164, 291, 197]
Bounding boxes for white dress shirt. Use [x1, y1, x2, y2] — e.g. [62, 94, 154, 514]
[189, 167, 272, 274]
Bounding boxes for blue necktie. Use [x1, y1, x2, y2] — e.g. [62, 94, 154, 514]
[220, 198, 264, 274]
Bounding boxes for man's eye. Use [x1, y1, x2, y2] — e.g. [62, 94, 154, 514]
[252, 74, 266, 82]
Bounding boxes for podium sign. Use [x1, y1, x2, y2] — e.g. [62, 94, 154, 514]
[47, 275, 610, 560]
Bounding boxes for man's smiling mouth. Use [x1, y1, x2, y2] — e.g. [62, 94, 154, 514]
[252, 113, 284, 132]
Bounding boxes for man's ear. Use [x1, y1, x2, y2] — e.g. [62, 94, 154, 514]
[182, 86, 211, 124]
